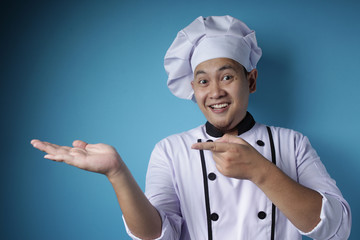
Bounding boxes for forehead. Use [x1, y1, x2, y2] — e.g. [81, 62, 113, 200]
[194, 58, 243, 74]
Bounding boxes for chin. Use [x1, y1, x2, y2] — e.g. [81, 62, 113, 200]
[211, 120, 233, 131]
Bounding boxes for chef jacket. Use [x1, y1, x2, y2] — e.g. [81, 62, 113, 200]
[124, 113, 351, 239]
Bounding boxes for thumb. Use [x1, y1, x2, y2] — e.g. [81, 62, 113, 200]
[72, 140, 88, 149]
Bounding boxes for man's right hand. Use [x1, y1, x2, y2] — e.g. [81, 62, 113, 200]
[31, 139, 124, 179]
[31, 139, 162, 238]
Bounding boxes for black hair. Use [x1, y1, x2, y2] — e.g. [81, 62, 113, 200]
[243, 66, 249, 77]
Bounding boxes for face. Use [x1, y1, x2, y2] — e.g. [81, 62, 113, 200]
[191, 58, 257, 133]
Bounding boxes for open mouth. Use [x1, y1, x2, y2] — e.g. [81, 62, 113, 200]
[209, 103, 229, 110]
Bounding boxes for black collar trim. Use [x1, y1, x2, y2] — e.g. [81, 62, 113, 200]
[205, 112, 255, 138]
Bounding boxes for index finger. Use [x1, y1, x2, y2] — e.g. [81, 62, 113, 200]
[191, 142, 229, 152]
[31, 139, 50, 151]
[31, 139, 68, 154]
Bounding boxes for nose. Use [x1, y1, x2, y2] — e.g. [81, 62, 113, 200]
[209, 82, 225, 99]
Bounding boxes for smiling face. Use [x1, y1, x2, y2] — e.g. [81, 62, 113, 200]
[191, 58, 257, 134]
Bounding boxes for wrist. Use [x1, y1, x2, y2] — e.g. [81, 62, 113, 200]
[106, 164, 128, 184]
[250, 157, 274, 186]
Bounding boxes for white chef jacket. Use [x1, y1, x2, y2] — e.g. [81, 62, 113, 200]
[124, 115, 351, 240]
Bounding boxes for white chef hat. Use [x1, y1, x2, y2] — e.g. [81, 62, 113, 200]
[164, 15, 262, 101]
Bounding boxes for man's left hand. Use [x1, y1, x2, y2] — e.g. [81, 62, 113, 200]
[192, 134, 271, 182]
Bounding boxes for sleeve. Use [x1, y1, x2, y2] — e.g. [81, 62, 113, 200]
[123, 141, 184, 240]
[295, 134, 352, 240]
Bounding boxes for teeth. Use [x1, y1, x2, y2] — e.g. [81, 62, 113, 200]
[211, 103, 228, 109]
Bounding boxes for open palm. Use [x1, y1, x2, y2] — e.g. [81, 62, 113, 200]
[31, 139, 123, 177]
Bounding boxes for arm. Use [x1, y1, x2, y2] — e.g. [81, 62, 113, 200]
[253, 159, 322, 232]
[192, 134, 321, 233]
[31, 139, 161, 239]
[107, 165, 162, 239]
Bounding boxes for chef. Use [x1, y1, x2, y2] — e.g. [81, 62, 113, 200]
[31, 15, 351, 240]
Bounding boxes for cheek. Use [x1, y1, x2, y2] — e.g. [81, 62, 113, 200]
[194, 92, 209, 114]
[193, 90, 206, 103]
[235, 82, 249, 95]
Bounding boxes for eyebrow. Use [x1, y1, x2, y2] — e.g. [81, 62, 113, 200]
[194, 64, 235, 77]
[218, 64, 235, 71]
[194, 70, 206, 77]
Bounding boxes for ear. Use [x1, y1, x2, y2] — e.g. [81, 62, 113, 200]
[248, 69, 257, 93]
[191, 80, 195, 90]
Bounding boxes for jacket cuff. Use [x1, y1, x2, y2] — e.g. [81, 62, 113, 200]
[300, 191, 351, 239]
[122, 208, 182, 240]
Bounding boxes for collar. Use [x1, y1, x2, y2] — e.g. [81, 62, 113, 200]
[205, 112, 255, 138]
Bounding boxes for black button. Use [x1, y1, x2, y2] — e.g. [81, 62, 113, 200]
[210, 213, 219, 221]
[258, 211, 266, 219]
[256, 140, 265, 146]
[208, 172, 217, 181]
[207, 139, 213, 142]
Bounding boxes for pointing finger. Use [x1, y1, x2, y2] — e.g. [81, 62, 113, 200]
[191, 142, 229, 152]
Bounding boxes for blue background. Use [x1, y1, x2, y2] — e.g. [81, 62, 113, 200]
[1, 0, 359, 239]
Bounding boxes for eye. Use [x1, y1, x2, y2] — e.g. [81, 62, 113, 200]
[222, 75, 233, 81]
[198, 79, 208, 85]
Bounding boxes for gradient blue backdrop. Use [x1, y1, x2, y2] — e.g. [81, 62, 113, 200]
[1, 0, 359, 239]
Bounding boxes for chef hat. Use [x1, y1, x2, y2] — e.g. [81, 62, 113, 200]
[164, 15, 262, 101]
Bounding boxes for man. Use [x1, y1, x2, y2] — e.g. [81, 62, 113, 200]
[31, 15, 351, 239]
